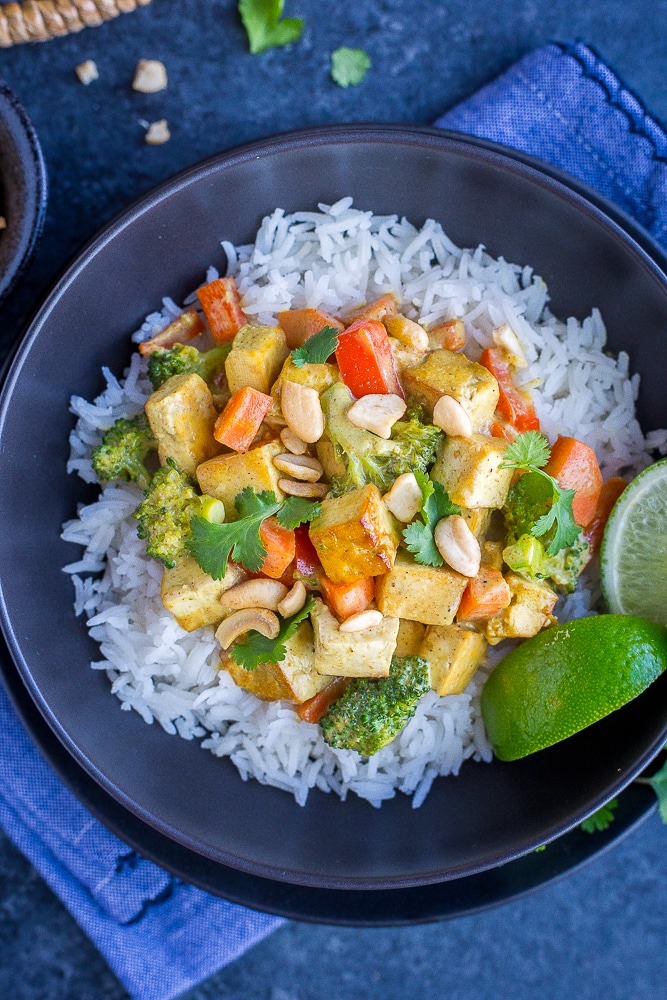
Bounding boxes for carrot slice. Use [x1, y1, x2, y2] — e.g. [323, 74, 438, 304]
[457, 565, 511, 622]
[480, 347, 540, 432]
[345, 293, 399, 325]
[138, 309, 204, 356]
[197, 276, 247, 342]
[258, 517, 296, 580]
[544, 435, 603, 528]
[489, 420, 519, 443]
[335, 319, 405, 398]
[319, 573, 374, 620]
[277, 309, 344, 349]
[429, 318, 466, 351]
[296, 677, 351, 723]
[583, 477, 627, 553]
[213, 386, 273, 453]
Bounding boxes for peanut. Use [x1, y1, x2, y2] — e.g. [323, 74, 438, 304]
[492, 323, 528, 368]
[280, 426, 308, 455]
[384, 315, 429, 351]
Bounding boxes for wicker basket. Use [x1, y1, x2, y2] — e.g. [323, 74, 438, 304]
[0, 0, 152, 47]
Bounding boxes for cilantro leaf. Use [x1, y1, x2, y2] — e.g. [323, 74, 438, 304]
[402, 470, 460, 567]
[187, 488, 282, 579]
[276, 496, 322, 530]
[636, 759, 667, 823]
[291, 325, 339, 367]
[231, 596, 316, 671]
[502, 430, 550, 470]
[238, 0, 303, 55]
[580, 798, 618, 833]
[331, 47, 371, 88]
[532, 486, 580, 554]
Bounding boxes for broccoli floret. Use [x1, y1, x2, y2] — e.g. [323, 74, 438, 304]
[503, 532, 590, 593]
[321, 382, 442, 497]
[134, 459, 201, 567]
[91, 413, 157, 491]
[320, 655, 430, 756]
[503, 471, 553, 538]
[147, 342, 232, 390]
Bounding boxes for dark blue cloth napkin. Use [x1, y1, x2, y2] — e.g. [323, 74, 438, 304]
[2, 38, 667, 1000]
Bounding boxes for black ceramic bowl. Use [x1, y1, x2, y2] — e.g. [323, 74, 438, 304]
[0, 79, 47, 303]
[0, 126, 666, 892]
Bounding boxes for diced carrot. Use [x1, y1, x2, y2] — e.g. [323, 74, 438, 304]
[293, 525, 321, 586]
[335, 319, 405, 398]
[583, 477, 628, 554]
[296, 677, 351, 723]
[258, 517, 296, 579]
[457, 565, 511, 622]
[429, 318, 466, 351]
[544, 435, 603, 528]
[277, 308, 344, 349]
[480, 347, 540, 432]
[138, 309, 204, 356]
[345, 293, 399, 325]
[213, 386, 273, 453]
[197, 276, 247, 342]
[319, 573, 375, 620]
[490, 420, 519, 443]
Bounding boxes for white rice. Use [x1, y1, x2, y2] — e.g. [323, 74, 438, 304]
[61, 198, 667, 808]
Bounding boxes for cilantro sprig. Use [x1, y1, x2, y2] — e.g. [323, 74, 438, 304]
[291, 325, 340, 367]
[330, 47, 371, 88]
[188, 488, 321, 579]
[580, 798, 618, 833]
[231, 596, 316, 671]
[501, 431, 580, 556]
[636, 759, 667, 823]
[238, 0, 303, 54]
[402, 470, 460, 567]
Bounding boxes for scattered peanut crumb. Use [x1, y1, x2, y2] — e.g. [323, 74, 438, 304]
[75, 60, 99, 86]
[144, 119, 171, 145]
[0, 216, 6, 230]
[132, 59, 168, 94]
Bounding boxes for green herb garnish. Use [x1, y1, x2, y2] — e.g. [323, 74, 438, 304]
[231, 597, 316, 671]
[580, 798, 619, 833]
[238, 0, 303, 55]
[402, 470, 460, 567]
[330, 47, 371, 88]
[291, 325, 339, 367]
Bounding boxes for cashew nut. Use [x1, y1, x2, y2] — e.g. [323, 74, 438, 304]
[281, 380, 325, 443]
[278, 478, 329, 498]
[280, 426, 309, 455]
[432, 395, 473, 438]
[346, 393, 407, 439]
[492, 323, 527, 368]
[221, 579, 288, 611]
[383, 473, 423, 522]
[384, 315, 429, 351]
[215, 608, 280, 650]
[339, 609, 384, 633]
[277, 580, 308, 618]
[132, 59, 168, 94]
[434, 515, 481, 578]
[273, 453, 324, 482]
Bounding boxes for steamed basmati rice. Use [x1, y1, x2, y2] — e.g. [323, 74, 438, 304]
[61, 198, 667, 808]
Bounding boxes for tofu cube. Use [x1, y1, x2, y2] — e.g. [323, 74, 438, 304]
[484, 571, 558, 644]
[459, 506, 492, 539]
[480, 540, 504, 571]
[161, 557, 246, 632]
[309, 484, 400, 584]
[394, 618, 426, 657]
[145, 372, 221, 475]
[311, 599, 399, 678]
[375, 550, 467, 626]
[221, 621, 330, 703]
[225, 323, 289, 395]
[402, 349, 499, 429]
[420, 623, 488, 696]
[196, 439, 284, 515]
[431, 434, 513, 508]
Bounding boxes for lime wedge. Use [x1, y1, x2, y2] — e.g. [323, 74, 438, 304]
[601, 458, 667, 626]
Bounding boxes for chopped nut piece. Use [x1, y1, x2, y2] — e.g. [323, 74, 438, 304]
[346, 393, 407, 439]
[273, 454, 324, 482]
[383, 473, 423, 522]
[432, 394, 473, 438]
[75, 60, 99, 85]
[434, 515, 481, 578]
[145, 119, 171, 145]
[133, 59, 168, 94]
[278, 478, 329, 499]
[280, 426, 308, 455]
[492, 323, 527, 368]
[277, 581, 308, 618]
[0, 216, 6, 230]
[339, 609, 383, 633]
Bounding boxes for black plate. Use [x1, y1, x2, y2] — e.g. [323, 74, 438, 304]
[1, 125, 666, 892]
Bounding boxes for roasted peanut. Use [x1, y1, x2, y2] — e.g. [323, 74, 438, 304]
[280, 426, 309, 455]
[384, 315, 429, 351]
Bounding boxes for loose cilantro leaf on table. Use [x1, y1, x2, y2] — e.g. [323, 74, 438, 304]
[291, 325, 339, 367]
[276, 495, 322, 529]
[238, 0, 303, 55]
[402, 470, 460, 567]
[231, 596, 316, 671]
[580, 798, 618, 833]
[636, 759, 667, 823]
[331, 47, 371, 88]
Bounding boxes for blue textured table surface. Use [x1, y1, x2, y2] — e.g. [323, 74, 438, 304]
[2, 2, 667, 998]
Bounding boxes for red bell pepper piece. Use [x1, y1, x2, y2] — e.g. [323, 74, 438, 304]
[335, 319, 405, 398]
[480, 347, 540, 432]
[293, 526, 321, 587]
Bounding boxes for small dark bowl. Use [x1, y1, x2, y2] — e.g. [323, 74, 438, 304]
[0, 78, 47, 304]
[0, 126, 666, 892]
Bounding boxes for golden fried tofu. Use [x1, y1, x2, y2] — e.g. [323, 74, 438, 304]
[483, 571, 558, 644]
[402, 349, 499, 429]
[225, 323, 289, 395]
[221, 621, 330, 702]
[431, 433, 513, 508]
[310, 599, 399, 678]
[309, 484, 400, 584]
[420, 623, 487, 696]
[459, 506, 492, 539]
[375, 550, 467, 626]
[161, 557, 246, 632]
[394, 618, 426, 657]
[271, 357, 338, 401]
[480, 540, 504, 571]
[196, 439, 284, 515]
[145, 372, 221, 475]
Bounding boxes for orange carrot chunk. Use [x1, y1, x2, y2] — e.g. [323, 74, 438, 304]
[544, 435, 603, 528]
[429, 318, 466, 351]
[319, 573, 375, 620]
[258, 517, 296, 580]
[345, 293, 399, 325]
[335, 319, 405, 398]
[213, 386, 273, 453]
[197, 276, 247, 342]
[480, 347, 540, 432]
[277, 308, 344, 349]
[489, 419, 519, 443]
[583, 476, 627, 553]
[296, 677, 351, 723]
[138, 309, 204, 356]
[457, 565, 511, 622]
